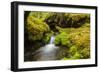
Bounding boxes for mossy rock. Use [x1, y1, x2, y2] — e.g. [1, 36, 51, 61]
[54, 32, 72, 47]
[69, 45, 78, 56]
[26, 15, 50, 41]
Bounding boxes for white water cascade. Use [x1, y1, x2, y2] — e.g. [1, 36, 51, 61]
[49, 36, 55, 44]
[36, 35, 58, 61]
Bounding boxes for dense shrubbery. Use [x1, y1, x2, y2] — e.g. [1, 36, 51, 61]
[45, 13, 90, 29]
[26, 14, 50, 41]
[24, 11, 90, 61]
[29, 12, 52, 21]
[24, 12, 51, 57]
[55, 25, 90, 59]
[54, 32, 72, 47]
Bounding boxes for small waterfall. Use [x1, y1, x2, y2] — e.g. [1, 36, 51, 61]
[34, 35, 59, 61]
[49, 36, 55, 44]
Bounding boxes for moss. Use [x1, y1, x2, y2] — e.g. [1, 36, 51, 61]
[80, 48, 90, 59]
[71, 52, 81, 59]
[62, 57, 69, 60]
[29, 12, 51, 21]
[43, 32, 53, 44]
[69, 45, 78, 56]
[54, 32, 72, 47]
[70, 27, 90, 48]
[45, 13, 90, 28]
[24, 11, 90, 61]
[62, 52, 81, 60]
[55, 24, 90, 60]
[26, 15, 50, 41]
[54, 35, 61, 45]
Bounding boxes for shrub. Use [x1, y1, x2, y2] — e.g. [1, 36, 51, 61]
[69, 45, 78, 56]
[54, 32, 72, 47]
[58, 25, 90, 60]
[54, 35, 61, 45]
[45, 13, 90, 29]
[64, 13, 90, 28]
[80, 47, 90, 59]
[29, 12, 52, 21]
[26, 15, 50, 41]
[68, 27, 90, 59]
[62, 57, 69, 60]
[71, 52, 81, 59]
[61, 33, 72, 47]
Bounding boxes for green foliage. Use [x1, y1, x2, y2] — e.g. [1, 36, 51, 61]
[54, 32, 72, 47]
[56, 23, 90, 60]
[56, 26, 75, 34]
[80, 47, 90, 59]
[24, 11, 90, 61]
[62, 57, 69, 60]
[45, 13, 90, 28]
[60, 33, 71, 46]
[29, 12, 52, 21]
[26, 14, 50, 41]
[69, 45, 78, 56]
[65, 13, 90, 26]
[62, 52, 81, 60]
[54, 35, 61, 45]
[42, 31, 54, 44]
[70, 27, 90, 48]
[71, 52, 81, 59]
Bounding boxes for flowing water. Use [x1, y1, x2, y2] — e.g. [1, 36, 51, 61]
[49, 36, 55, 44]
[33, 35, 59, 61]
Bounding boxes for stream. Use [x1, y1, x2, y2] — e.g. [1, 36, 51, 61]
[25, 35, 67, 61]
[33, 36, 59, 61]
